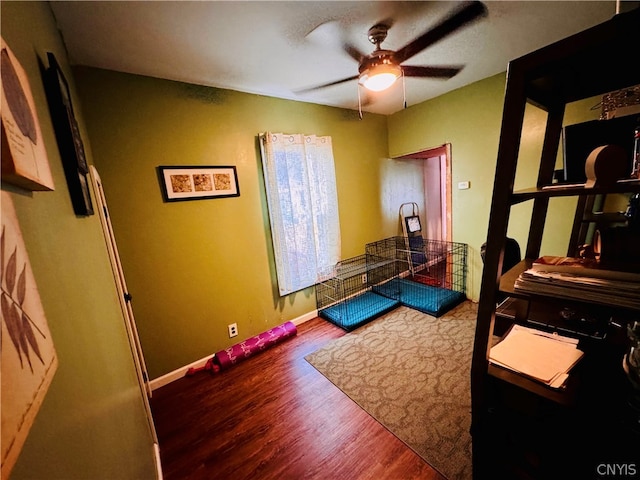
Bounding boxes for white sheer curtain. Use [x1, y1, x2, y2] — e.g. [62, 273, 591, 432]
[259, 133, 341, 296]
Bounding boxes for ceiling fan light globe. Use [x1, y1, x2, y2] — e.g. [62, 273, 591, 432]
[362, 73, 398, 91]
[359, 63, 402, 92]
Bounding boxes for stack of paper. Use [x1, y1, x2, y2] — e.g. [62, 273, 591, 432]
[514, 269, 640, 310]
[489, 325, 584, 389]
[531, 256, 640, 282]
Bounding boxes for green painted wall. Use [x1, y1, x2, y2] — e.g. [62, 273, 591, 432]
[1, 2, 157, 479]
[73, 68, 414, 379]
[388, 73, 603, 300]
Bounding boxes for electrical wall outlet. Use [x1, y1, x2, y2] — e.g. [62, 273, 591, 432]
[228, 323, 238, 338]
[361, 273, 367, 284]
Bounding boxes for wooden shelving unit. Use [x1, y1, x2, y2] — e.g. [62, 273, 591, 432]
[471, 7, 640, 479]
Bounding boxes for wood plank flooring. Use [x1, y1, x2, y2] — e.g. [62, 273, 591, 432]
[150, 317, 445, 480]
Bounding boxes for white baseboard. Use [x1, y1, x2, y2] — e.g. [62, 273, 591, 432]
[290, 309, 318, 326]
[149, 309, 318, 391]
[149, 354, 213, 391]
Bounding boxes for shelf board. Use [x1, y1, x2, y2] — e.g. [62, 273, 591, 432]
[510, 181, 640, 205]
[498, 260, 531, 297]
[582, 212, 628, 224]
[488, 363, 578, 406]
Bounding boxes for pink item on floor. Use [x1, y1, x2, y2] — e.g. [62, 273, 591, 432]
[214, 321, 297, 371]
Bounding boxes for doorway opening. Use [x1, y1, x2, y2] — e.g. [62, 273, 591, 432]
[395, 143, 452, 242]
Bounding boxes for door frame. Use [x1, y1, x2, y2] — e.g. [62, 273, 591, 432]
[89, 166, 158, 444]
[395, 143, 452, 242]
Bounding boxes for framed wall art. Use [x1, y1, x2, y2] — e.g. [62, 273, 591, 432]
[158, 165, 240, 202]
[43, 52, 93, 215]
[0, 38, 55, 191]
[1, 191, 58, 480]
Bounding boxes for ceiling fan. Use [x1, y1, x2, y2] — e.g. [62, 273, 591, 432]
[297, 1, 488, 97]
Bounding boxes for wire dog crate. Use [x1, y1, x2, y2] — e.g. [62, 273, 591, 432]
[366, 236, 468, 316]
[315, 254, 401, 331]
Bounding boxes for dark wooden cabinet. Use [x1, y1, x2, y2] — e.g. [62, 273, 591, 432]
[471, 8, 640, 479]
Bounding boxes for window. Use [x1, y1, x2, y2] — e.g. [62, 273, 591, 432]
[259, 133, 341, 296]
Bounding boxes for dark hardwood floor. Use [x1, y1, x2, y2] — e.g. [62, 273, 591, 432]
[150, 317, 445, 480]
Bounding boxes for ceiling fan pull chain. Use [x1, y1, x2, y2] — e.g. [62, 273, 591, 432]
[358, 86, 363, 120]
[402, 70, 407, 109]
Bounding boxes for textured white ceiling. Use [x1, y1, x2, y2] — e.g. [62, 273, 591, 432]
[50, 1, 623, 115]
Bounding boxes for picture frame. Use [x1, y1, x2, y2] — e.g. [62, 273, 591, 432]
[0, 38, 55, 191]
[405, 215, 422, 234]
[1, 191, 58, 479]
[158, 165, 240, 202]
[43, 52, 93, 215]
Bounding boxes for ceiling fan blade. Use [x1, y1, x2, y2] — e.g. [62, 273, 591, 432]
[394, 1, 487, 64]
[402, 65, 464, 79]
[341, 41, 366, 63]
[295, 75, 359, 94]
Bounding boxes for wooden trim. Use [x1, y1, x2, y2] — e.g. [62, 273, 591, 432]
[153, 443, 163, 480]
[395, 144, 448, 160]
[443, 144, 452, 242]
[393, 143, 453, 242]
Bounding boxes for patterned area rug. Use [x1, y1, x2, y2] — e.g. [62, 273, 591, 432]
[305, 301, 478, 480]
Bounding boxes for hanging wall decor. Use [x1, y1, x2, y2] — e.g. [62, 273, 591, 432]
[158, 165, 240, 202]
[43, 52, 93, 215]
[1, 191, 58, 480]
[0, 38, 55, 191]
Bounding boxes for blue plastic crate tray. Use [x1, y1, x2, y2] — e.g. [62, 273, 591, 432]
[319, 291, 400, 331]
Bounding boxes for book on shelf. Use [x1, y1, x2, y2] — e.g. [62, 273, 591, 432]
[514, 268, 640, 310]
[489, 324, 584, 389]
[531, 256, 640, 282]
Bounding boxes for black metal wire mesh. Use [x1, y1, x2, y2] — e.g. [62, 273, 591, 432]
[366, 237, 468, 316]
[315, 253, 400, 330]
[366, 236, 468, 293]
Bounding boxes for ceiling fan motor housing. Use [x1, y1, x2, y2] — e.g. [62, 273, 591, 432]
[358, 50, 398, 75]
[367, 24, 390, 47]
